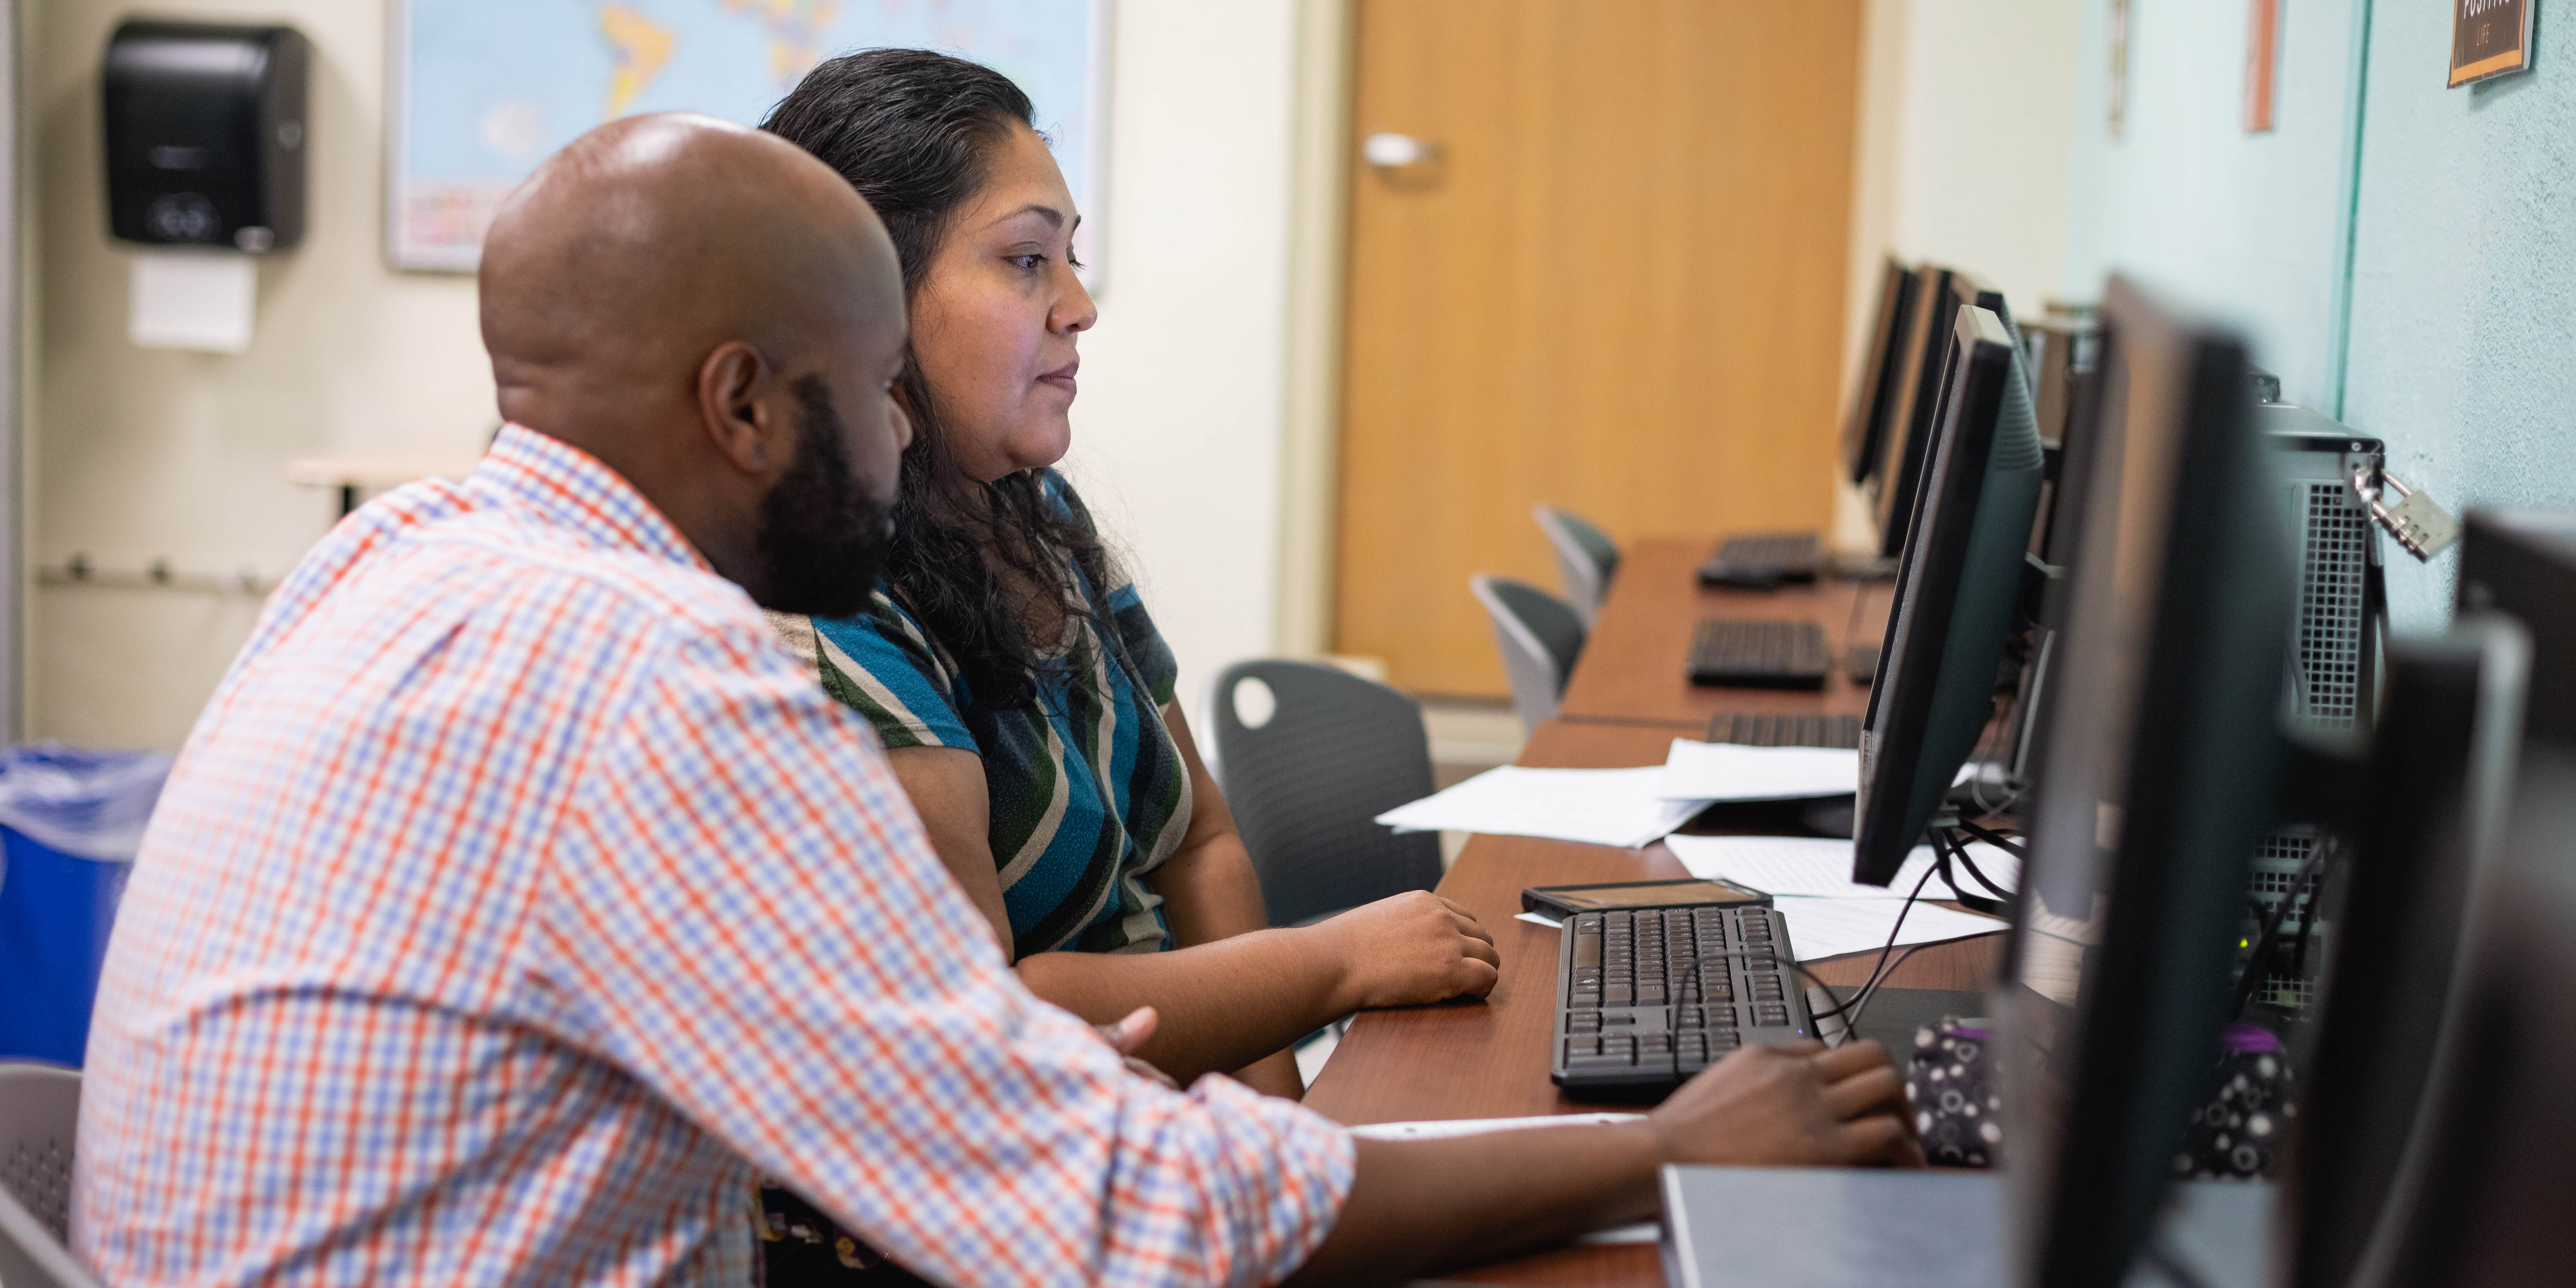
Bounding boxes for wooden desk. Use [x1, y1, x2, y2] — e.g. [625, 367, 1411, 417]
[1303, 720, 2004, 1286]
[1559, 539, 1891, 730]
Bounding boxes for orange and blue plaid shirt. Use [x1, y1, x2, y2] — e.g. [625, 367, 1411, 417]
[73, 425, 1352, 1286]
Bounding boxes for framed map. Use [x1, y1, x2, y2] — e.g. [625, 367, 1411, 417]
[387, 0, 1109, 276]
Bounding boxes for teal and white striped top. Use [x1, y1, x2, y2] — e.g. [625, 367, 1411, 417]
[767, 472, 1189, 957]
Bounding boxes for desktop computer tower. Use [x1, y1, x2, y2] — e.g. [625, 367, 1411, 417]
[2241, 405, 2385, 1017]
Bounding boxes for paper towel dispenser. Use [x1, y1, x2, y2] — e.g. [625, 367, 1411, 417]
[102, 20, 309, 252]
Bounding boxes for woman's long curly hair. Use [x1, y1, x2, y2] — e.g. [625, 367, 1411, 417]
[764, 48, 1117, 713]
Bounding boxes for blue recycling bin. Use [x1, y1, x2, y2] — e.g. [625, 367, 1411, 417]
[0, 746, 172, 1066]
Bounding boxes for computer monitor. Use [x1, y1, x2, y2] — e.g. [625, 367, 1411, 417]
[1871, 271, 2012, 557]
[2283, 618, 2528, 1288]
[2359, 744, 2576, 1288]
[1850, 305, 2045, 885]
[2455, 509, 2576, 746]
[2018, 313, 2098, 562]
[1840, 257, 1923, 486]
[1863, 264, 1955, 548]
[1998, 274, 2293, 1288]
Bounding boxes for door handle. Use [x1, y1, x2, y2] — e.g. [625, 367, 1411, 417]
[1362, 131, 1442, 169]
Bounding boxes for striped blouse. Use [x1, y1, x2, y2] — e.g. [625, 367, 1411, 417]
[769, 471, 1190, 959]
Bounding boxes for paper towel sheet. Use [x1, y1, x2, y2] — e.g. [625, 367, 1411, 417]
[130, 250, 255, 353]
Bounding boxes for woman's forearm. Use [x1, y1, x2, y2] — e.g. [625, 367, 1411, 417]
[1015, 927, 1352, 1082]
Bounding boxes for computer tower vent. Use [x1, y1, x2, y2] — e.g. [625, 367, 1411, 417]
[2243, 826, 2326, 1015]
[2293, 480, 2373, 729]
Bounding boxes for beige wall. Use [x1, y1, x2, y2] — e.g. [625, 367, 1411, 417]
[1884, 0, 2082, 318]
[1058, 0, 1307, 722]
[28, 0, 1313, 748]
[1832, 0, 2079, 549]
[31, 0, 490, 748]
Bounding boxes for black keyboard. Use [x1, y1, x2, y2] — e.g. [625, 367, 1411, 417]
[1848, 642, 1882, 686]
[1553, 905, 1816, 1096]
[1686, 620, 1830, 689]
[1697, 531, 1822, 589]
[1704, 711, 1863, 749]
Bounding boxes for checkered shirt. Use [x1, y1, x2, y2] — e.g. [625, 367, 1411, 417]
[73, 425, 1352, 1286]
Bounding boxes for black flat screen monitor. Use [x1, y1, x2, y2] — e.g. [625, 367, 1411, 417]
[1840, 257, 1923, 486]
[2365, 745, 2576, 1288]
[2284, 619, 2527, 1288]
[1999, 274, 2293, 1288]
[1872, 270, 2011, 557]
[1850, 304, 2044, 885]
[2455, 509, 2576, 746]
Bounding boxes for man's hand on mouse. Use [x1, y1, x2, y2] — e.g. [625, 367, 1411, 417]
[1649, 1038, 1925, 1168]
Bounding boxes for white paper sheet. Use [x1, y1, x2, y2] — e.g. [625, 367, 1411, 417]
[1653, 738, 1861, 801]
[1515, 910, 1563, 929]
[1346, 1112, 1645, 1140]
[130, 250, 256, 353]
[1375, 765, 1705, 849]
[1771, 895, 2008, 961]
[1664, 835, 2020, 901]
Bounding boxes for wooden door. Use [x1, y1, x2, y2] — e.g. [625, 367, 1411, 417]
[1334, 0, 1862, 697]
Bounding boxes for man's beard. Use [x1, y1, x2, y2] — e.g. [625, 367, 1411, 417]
[752, 376, 896, 617]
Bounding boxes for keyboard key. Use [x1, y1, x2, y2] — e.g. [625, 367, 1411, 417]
[1573, 934, 1602, 968]
[1604, 986, 1633, 1006]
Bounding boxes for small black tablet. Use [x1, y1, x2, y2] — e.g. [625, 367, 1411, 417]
[1520, 877, 1771, 920]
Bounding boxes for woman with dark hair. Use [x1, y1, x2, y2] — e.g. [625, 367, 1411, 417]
[757, 48, 1497, 1109]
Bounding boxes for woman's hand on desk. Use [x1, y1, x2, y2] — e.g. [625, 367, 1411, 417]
[1652, 1038, 1924, 1168]
[1311, 891, 1501, 1010]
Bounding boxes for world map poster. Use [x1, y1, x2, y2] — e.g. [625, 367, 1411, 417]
[389, 0, 1105, 273]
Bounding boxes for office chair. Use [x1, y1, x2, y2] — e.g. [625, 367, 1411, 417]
[0, 1063, 100, 1288]
[1470, 574, 1587, 734]
[1533, 505, 1620, 626]
[1206, 660, 1445, 930]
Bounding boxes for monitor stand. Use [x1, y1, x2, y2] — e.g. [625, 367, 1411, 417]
[1658, 1168, 2271, 1288]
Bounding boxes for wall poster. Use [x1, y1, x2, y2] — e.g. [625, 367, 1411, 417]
[2450, 0, 2536, 87]
[386, 0, 1110, 278]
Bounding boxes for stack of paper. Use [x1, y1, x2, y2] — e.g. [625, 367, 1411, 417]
[1659, 834, 2015, 959]
[1662, 835, 2021, 900]
[1652, 738, 1860, 802]
[1750, 898, 2008, 961]
[1374, 739, 1893, 849]
[1374, 766, 1704, 848]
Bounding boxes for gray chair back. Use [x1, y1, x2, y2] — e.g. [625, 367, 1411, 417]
[1533, 505, 1621, 626]
[1206, 660, 1444, 929]
[1470, 574, 1587, 734]
[0, 1063, 99, 1288]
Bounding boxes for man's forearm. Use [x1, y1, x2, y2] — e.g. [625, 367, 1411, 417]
[1282, 1124, 1666, 1287]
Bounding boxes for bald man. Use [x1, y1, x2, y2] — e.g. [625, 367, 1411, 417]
[73, 114, 1913, 1288]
